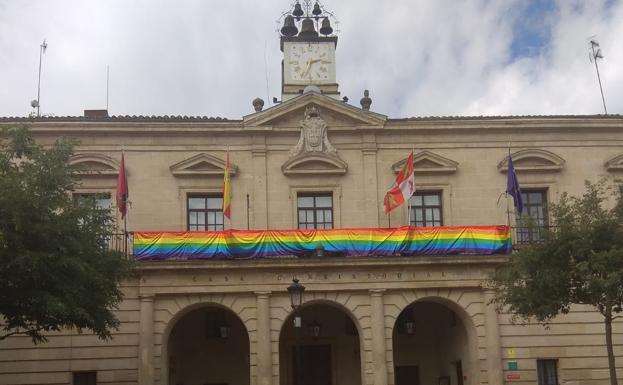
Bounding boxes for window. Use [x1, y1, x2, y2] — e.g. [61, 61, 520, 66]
[73, 371, 96, 385]
[73, 193, 113, 249]
[187, 195, 224, 231]
[297, 193, 333, 229]
[516, 189, 548, 243]
[74, 193, 112, 212]
[537, 359, 558, 385]
[408, 192, 443, 227]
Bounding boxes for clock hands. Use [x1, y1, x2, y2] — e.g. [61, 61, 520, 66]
[301, 58, 320, 78]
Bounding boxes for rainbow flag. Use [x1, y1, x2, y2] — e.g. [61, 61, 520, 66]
[133, 225, 511, 260]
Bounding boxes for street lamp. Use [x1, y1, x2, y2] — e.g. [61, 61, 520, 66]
[288, 278, 305, 309]
[288, 278, 306, 385]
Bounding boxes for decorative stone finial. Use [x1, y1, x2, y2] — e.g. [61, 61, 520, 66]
[252, 97, 265, 112]
[360, 89, 372, 111]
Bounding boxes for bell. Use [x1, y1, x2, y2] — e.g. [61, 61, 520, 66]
[319, 18, 333, 35]
[312, 2, 322, 16]
[293, 2, 304, 17]
[281, 15, 298, 37]
[299, 18, 319, 38]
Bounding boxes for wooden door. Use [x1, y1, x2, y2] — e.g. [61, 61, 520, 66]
[395, 365, 420, 385]
[293, 344, 332, 385]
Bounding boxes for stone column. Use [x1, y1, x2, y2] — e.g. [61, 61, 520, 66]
[256, 291, 273, 385]
[483, 290, 503, 385]
[138, 295, 155, 385]
[370, 289, 388, 385]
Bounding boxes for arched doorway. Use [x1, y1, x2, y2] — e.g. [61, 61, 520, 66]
[167, 305, 250, 385]
[279, 302, 362, 385]
[392, 300, 477, 385]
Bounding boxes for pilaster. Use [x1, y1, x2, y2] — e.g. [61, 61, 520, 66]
[483, 290, 503, 385]
[252, 135, 268, 229]
[255, 291, 273, 385]
[369, 289, 388, 385]
[138, 295, 155, 385]
[362, 134, 379, 227]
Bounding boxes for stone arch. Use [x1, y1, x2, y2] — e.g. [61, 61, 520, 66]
[272, 291, 370, 385]
[605, 153, 623, 172]
[497, 149, 565, 173]
[281, 153, 348, 176]
[384, 289, 484, 385]
[156, 293, 257, 385]
[68, 153, 120, 176]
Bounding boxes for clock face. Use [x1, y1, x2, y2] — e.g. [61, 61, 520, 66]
[287, 43, 334, 83]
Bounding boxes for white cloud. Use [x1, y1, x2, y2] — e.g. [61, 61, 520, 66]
[0, 0, 620, 118]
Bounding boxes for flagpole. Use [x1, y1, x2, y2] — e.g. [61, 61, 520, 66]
[124, 208, 127, 255]
[246, 193, 250, 230]
[506, 147, 512, 229]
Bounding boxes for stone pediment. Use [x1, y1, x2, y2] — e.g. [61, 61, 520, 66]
[170, 153, 238, 177]
[69, 153, 119, 177]
[243, 91, 387, 130]
[605, 154, 623, 171]
[498, 149, 565, 173]
[282, 153, 347, 176]
[392, 151, 459, 174]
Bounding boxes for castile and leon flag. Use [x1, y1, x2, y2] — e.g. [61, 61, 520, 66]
[383, 151, 415, 213]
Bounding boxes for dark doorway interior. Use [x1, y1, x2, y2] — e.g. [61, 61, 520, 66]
[455, 361, 464, 385]
[293, 344, 332, 385]
[395, 365, 420, 385]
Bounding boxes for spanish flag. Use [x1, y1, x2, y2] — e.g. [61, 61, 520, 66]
[222, 149, 231, 219]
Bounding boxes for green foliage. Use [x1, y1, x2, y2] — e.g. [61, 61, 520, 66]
[490, 180, 623, 322]
[0, 125, 134, 344]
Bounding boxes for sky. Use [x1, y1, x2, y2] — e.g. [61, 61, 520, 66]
[0, 0, 621, 119]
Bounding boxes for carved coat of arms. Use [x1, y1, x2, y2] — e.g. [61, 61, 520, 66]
[289, 105, 337, 157]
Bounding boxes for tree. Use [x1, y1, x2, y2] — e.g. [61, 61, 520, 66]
[0, 125, 134, 344]
[490, 180, 623, 385]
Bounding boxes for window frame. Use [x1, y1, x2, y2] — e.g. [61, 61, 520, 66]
[536, 359, 558, 385]
[290, 185, 341, 228]
[73, 371, 97, 385]
[186, 193, 225, 231]
[515, 188, 549, 243]
[297, 192, 334, 230]
[73, 192, 113, 212]
[408, 190, 443, 227]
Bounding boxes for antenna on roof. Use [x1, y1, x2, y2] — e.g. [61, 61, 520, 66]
[106, 65, 110, 111]
[33, 39, 47, 117]
[587, 37, 608, 115]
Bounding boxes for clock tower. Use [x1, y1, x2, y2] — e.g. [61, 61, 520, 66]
[279, 1, 339, 101]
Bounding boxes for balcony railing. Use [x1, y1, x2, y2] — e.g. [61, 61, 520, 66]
[511, 225, 556, 247]
[109, 227, 556, 259]
[107, 232, 133, 257]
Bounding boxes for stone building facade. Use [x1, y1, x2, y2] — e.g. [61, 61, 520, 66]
[2, 3, 623, 385]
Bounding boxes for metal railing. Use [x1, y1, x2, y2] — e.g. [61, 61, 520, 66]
[511, 225, 555, 246]
[107, 232, 133, 257]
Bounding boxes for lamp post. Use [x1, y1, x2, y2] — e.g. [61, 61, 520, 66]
[288, 278, 306, 385]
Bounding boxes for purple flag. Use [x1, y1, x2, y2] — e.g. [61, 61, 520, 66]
[506, 151, 523, 214]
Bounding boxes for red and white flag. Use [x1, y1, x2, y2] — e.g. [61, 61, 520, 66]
[116, 153, 129, 219]
[383, 151, 415, 213]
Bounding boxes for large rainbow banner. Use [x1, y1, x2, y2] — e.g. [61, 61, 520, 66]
[133, 225, 511, 260]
